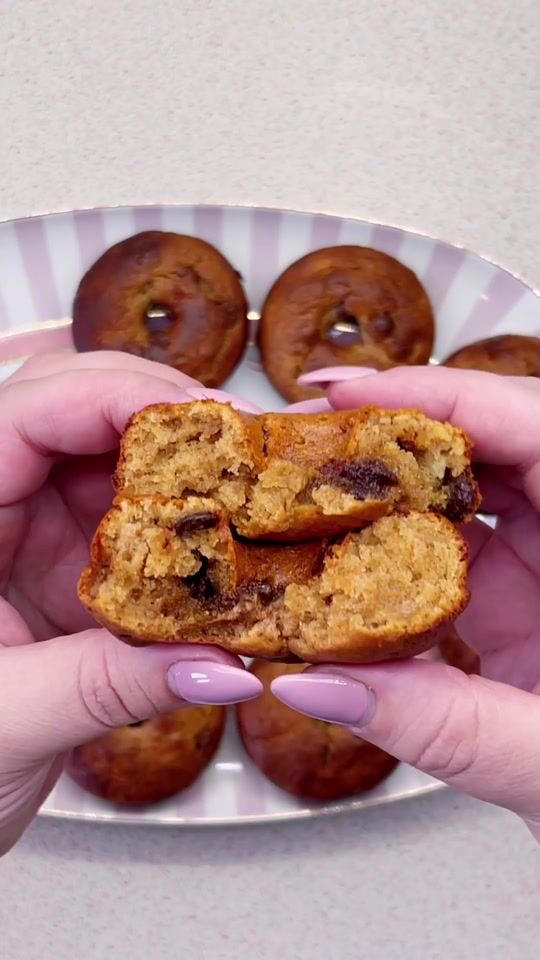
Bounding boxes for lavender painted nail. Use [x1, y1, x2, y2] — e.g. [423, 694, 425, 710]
[168, 661, 263, 705]
[271, 672, 375, 726]
[184, 386, 262, 413]
[284, 398, 333, 413]
[297, 366, 378, 387]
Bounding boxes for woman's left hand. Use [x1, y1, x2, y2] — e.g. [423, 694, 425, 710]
[0, 352, 262, 856]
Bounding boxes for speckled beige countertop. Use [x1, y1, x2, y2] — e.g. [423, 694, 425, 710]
[0, 1, 539, 957]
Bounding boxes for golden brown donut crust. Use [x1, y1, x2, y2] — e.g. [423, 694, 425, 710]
[65, 706, 225, 804]
[259, 245, 434, 402]
[439, 625, 480, 675]
[114, 401, 480, 540]
[443, 334, 540, 377]
[79, 502, 470, 663]
[237, 661, 398, 800]
[72, 231, 248, 386]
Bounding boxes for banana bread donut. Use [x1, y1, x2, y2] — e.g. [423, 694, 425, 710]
[72, 231, 248, 386]
[443, 334, 540, 377]
[439, 625, 480, 674]
[259, 246, 434, 402]
[237, 661, 398, 800]
[65, 705, 225, 804]
[79, 502, 470, 662]
[114, 401, 480, 540]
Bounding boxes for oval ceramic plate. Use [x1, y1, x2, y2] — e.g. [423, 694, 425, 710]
[1, 204, 538, 827]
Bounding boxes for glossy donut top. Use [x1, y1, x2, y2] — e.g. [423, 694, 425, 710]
[72, 231, 248, 387]
[443, 334, 540, 377]
[259, 245, 434, 401]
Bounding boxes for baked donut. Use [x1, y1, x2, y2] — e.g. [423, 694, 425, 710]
[237, 661, 398, 800]
[114, 401, 480, 540]
[439, 625, 480, 674]
[443, 334, 540, 377]
[79, 499, 469, 662]
[259, 246, 434, 402]
[72, 231, 248, 386]
[66, 706, 225, 804]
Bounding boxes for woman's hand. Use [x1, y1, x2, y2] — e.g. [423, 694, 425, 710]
[274, 365, 540, 840]
[0, 352, 262, 856]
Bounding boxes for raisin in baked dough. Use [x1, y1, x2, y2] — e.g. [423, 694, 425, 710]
[72, 231, 248, 387]
[114, 401, 480, 540]
[79, 501, 469, 662]
[444, 334, 540, 378]
[237, 661, 398, 800]
[258, 245, 434, 402]
[66, 705, 225, 804]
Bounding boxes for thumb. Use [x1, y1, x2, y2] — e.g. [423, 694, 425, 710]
[271, 659, 540, 838]
[1, 629, 261, 765]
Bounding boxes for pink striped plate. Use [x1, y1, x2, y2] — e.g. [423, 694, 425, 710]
[1, 204, 538, 827]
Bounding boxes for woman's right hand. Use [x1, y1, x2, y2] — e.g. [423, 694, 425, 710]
[274, 365, 540, 841]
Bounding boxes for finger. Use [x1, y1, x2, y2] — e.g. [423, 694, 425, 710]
[5, 350, 201, 388]
[1, 630, 262, 765]
[271, 659, 540, 825]
[0, 370, 251, 505]
[325, 366, 540, 469]
[52, 453, 118, 540]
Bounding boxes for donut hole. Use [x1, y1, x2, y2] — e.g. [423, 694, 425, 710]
[144, 303, 176, 333]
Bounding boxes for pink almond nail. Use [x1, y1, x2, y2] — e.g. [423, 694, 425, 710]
[168, 661, 263, 705]
[271, 672, 374, 726]
[284, 398, 333, 414]
[297, 366, 378, 387]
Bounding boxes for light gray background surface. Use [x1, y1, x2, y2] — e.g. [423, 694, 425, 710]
[0, 1, 538, 957]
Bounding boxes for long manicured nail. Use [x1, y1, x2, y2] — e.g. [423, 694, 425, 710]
[284, 398, 333, 413]
[297, 366, 378, 387]
[168, 661, 263, 704]
[184, 386, 261, 413]
[271, 672, 375, 726]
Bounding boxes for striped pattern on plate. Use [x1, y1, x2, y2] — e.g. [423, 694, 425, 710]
[0, 204, 537, 826]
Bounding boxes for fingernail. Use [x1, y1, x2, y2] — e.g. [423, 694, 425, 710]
[297, 366, 378, 387]
[168, 661, 263, 705]
[184, 387, 261, 414]
[271, 672, 375, 726]
[284, 398, 333, 413]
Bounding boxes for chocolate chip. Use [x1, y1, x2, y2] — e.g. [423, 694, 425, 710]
[183, 556, 217, 602]
[173, 512, 219, 535]
[326, 307, 362, 346]
[442, 468, 477, 521]
[370, 313, 394, 339]
[318, 458, 399, 500]
[144, 303, 175, 333]
[238, 580, 282, 606]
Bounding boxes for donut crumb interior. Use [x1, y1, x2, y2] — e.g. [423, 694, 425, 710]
[79, 500, 468, 662]
[115, 401, 479, 537]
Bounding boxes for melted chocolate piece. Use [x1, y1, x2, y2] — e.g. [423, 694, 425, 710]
[183, 556, 217, 602]
[144, 303, 175, 333]
[326, 307, 362, 346]
[237, 580, 283, 606]
[318, 458, 398, 500]
[442, 468, 477, 521]
[174, 512, 219, 535]
[369, 313, 394, 339]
